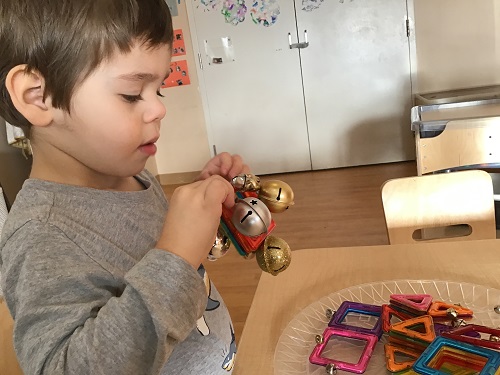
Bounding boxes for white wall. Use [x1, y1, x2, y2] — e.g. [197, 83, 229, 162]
[414, 0, 500, 93]
[155, 0, 211, 177]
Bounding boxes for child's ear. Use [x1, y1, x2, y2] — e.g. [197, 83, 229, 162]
[5, 65, 53, 127]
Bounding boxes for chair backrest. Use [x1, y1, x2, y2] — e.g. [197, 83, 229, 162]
[381, 170, 496, 244]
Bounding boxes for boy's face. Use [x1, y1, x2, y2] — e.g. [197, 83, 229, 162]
[45, 41, 172, 181]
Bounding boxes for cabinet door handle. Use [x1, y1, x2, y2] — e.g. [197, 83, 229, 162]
[288, 30, 309, 49]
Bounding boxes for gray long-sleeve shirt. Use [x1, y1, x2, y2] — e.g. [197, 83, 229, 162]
[0, 170, 236, 374]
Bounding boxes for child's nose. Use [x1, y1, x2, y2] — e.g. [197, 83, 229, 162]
[145, 98, 167, 123]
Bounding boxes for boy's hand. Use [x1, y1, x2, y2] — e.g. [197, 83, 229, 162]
[197, 152, 250, 181]
[156, 175, 235, 269]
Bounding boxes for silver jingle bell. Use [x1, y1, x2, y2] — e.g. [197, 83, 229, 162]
[231, 174, 261, 192]
[208, 229, 231, 261]
[231, 197, 272, 237]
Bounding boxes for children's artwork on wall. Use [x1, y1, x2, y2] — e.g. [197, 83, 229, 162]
[172, 29, 186, 57]
[197, 0, 221, 11]
[165, 0, 179, 16]
[302, 0, 324, 12]
[195, 0, 281, 26]
[162, 60, 191, 88]
[250, 0, 280, 26]
[221, 0, 247, 26]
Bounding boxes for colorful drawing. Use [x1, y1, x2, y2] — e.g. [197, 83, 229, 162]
[250, 0, 280, 27]
[196, 0, 282, 26]
[302, 0, 324, 12]
[172, 29, 186, 57]
[162, 60, 191, 88]
[197, 0, 221, 11]
[221, 0, 247, 26]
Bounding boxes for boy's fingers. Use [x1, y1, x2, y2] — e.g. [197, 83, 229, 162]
[196, 170, 210, 181]
[204, 176, 235, 208]
[229, 156, 251, 179]
[197, 153, 250, 181]
[227, 155, 244, 178]
[217, 152, 233, 176]
[242, 164, 251, 174]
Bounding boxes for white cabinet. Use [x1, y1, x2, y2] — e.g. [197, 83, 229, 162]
[187, 0, 415, 175]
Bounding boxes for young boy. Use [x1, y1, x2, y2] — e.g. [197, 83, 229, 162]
[0, 0, 248, 373]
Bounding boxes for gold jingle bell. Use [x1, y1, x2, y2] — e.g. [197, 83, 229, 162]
[255, 235, 291, 276]
[258, 180, 295, 213]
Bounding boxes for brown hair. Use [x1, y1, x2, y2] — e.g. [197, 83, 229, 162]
[0, 0, 173, 136]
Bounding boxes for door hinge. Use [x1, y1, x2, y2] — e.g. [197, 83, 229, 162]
[406, 19, 411, 37]
[198, 53, 203, 70]
[213, 145, 217, 155]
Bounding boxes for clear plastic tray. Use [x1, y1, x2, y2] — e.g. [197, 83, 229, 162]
[274, 279, 500, 375]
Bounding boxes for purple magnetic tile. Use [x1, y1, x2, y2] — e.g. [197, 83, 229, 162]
[328, 301, 383, 338]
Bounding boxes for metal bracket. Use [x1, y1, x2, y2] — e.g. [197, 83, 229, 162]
[197, 53, 203, 70]
[288, 30, 309, 49]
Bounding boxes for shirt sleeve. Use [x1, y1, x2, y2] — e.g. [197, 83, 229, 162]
[1, 220, 207, 375]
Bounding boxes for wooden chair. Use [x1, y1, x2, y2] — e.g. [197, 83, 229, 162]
[0, 298, 22, 374]
[381, 170, 496, 244]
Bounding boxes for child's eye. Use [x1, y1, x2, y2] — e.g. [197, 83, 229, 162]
[121, 94, 143, 103]
[120, 91, 163, 103]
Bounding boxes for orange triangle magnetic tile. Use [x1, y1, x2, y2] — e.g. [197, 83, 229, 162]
[382, 304, 412, 333]
[384, 343, 420, 373]
[390, 315, 436, 343]
[427, 301, 474, 318]
[388, 335, 426, 354]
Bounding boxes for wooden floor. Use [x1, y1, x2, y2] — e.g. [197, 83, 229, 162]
[161, 161, 418, 343]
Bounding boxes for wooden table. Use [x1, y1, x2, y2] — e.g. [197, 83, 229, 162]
[233, 239, 500, 374]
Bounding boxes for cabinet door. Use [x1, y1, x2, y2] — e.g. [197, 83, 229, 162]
[296, 0, 415, 170]
[187, 1, 312, 175]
